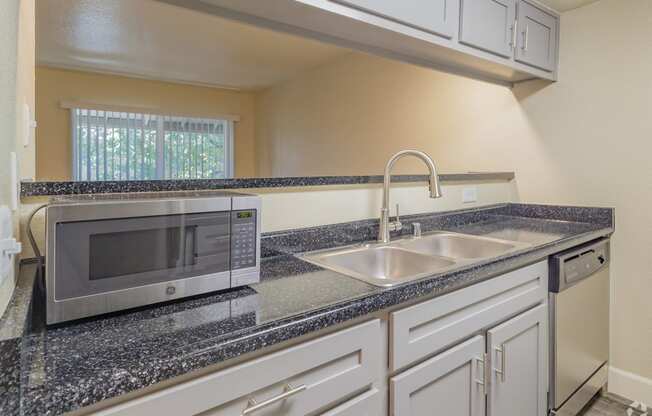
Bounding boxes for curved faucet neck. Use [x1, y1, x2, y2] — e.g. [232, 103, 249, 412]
[379, 150, 442, 243]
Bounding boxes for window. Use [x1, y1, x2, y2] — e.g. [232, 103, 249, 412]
[71, 108, 234, 181]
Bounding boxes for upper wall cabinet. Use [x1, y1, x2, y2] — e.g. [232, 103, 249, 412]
[334, 0, 457, 39]
[459, 0, 517, 58]
[515, 0, 559, 71]
[191, 0, 560, 84]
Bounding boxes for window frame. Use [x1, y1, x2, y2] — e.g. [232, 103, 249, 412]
[70, 107, 235, 181]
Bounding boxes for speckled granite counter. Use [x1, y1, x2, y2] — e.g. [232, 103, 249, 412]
[20, 172, 515, 197]
[0, 203, 614, 415]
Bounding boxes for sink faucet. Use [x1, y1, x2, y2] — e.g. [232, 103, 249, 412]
[378, 150, 442, 243]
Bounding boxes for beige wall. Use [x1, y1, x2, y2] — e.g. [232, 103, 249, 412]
[35, 67, 258, 180]
[255, 0, 652, 400]
[0, 0, 20, 316]
[254, 52, 540, 178]
[516, 1, 652, 401]
[0, 0, 35, 316]
[16, 0, 35, 181]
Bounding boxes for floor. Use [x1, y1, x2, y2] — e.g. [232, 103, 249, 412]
[581, 394, 646, 416]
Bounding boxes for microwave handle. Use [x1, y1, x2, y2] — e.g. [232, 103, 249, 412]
[185, 225, 197, 266]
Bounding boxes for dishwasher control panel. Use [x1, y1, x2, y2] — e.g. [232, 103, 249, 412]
[549, 238, 610, 292]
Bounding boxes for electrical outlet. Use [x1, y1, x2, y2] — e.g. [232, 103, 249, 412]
[462, 187, 477, 204]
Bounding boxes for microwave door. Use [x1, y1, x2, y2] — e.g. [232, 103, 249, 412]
[54, 212, 231, 301]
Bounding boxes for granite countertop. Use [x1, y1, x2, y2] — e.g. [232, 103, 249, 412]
[0, 203, 614, 415]
[20, 172, 515, 197]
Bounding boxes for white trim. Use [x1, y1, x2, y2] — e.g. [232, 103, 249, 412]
[225, 120, 235, 178]
[609, 366, 652, 407]
[39, 61, 245, 92]
[155, 117, 165, 179]
[71, 109, 79, 180]
[60, 100, 241, 122]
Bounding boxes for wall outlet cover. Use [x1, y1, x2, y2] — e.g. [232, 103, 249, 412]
[462, 187, 478, 204]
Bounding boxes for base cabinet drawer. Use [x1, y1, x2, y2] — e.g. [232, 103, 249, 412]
[99, 319, 381, 416]
[390, 260, 547, 371]
[321, 389, 381, 416]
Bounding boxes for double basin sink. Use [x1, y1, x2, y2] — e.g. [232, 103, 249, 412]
[299, 232, 531, 287]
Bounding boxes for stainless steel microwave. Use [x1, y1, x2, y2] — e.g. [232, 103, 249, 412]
[45, 191, 261, 324]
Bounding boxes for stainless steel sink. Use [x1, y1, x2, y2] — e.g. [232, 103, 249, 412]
[392, 232, 526, 260]
[300, 245, 456, 287]
[299, 231, 530, 288]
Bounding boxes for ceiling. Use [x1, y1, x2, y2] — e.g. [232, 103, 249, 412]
[36, 0, 351, 90]
[537, 0, 601, 12]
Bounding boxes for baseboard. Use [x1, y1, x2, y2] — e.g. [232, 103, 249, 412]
[609, 366, 652, 407]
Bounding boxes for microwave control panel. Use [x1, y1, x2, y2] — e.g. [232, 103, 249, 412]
[231, 210, 257, 270]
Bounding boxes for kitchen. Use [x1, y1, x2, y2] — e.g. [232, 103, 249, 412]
[0, 0, 649, 415]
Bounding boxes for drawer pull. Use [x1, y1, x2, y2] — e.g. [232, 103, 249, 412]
[494, 345, 506, 382]
[242, 383, 307, 415]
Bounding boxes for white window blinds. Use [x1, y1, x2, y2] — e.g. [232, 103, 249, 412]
[71, 108, 234, 181]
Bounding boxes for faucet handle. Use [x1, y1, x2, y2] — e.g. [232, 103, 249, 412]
[393, 204, 403, 232]
[412, 222, 422, 238]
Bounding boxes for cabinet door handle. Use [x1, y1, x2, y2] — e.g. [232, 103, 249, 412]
[473, 354, 488, 395]
[522, 25, 529, 51]
[242, 383, 307, 415]
[494, 345, 506, 382]
[511, 20, 518, 49]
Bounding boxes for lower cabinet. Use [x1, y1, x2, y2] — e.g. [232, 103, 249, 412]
[390, 303, 548, 416]
[97, 319, 380, 416]
[97, 261, 549, 416]
[391, 335, 487, 416]
[487, 304, 548, 416]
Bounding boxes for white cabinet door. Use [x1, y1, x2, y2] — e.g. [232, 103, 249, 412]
[390, 335, 486, 416]
[515, 0, 558, 71]
[390, 260, 547, 372]
[487, 304, 548, 416]
[320, 389, 380, 415]
[459, 0, 517, 58]
[334, 0, 458, 39]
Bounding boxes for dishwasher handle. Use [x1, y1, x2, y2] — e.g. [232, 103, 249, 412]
[549, 238, 610, 293]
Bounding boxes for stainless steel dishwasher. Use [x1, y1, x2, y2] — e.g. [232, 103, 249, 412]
[549, 238, 610, 415]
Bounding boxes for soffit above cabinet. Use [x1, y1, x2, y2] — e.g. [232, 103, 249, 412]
[164, 0, 560, 86]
